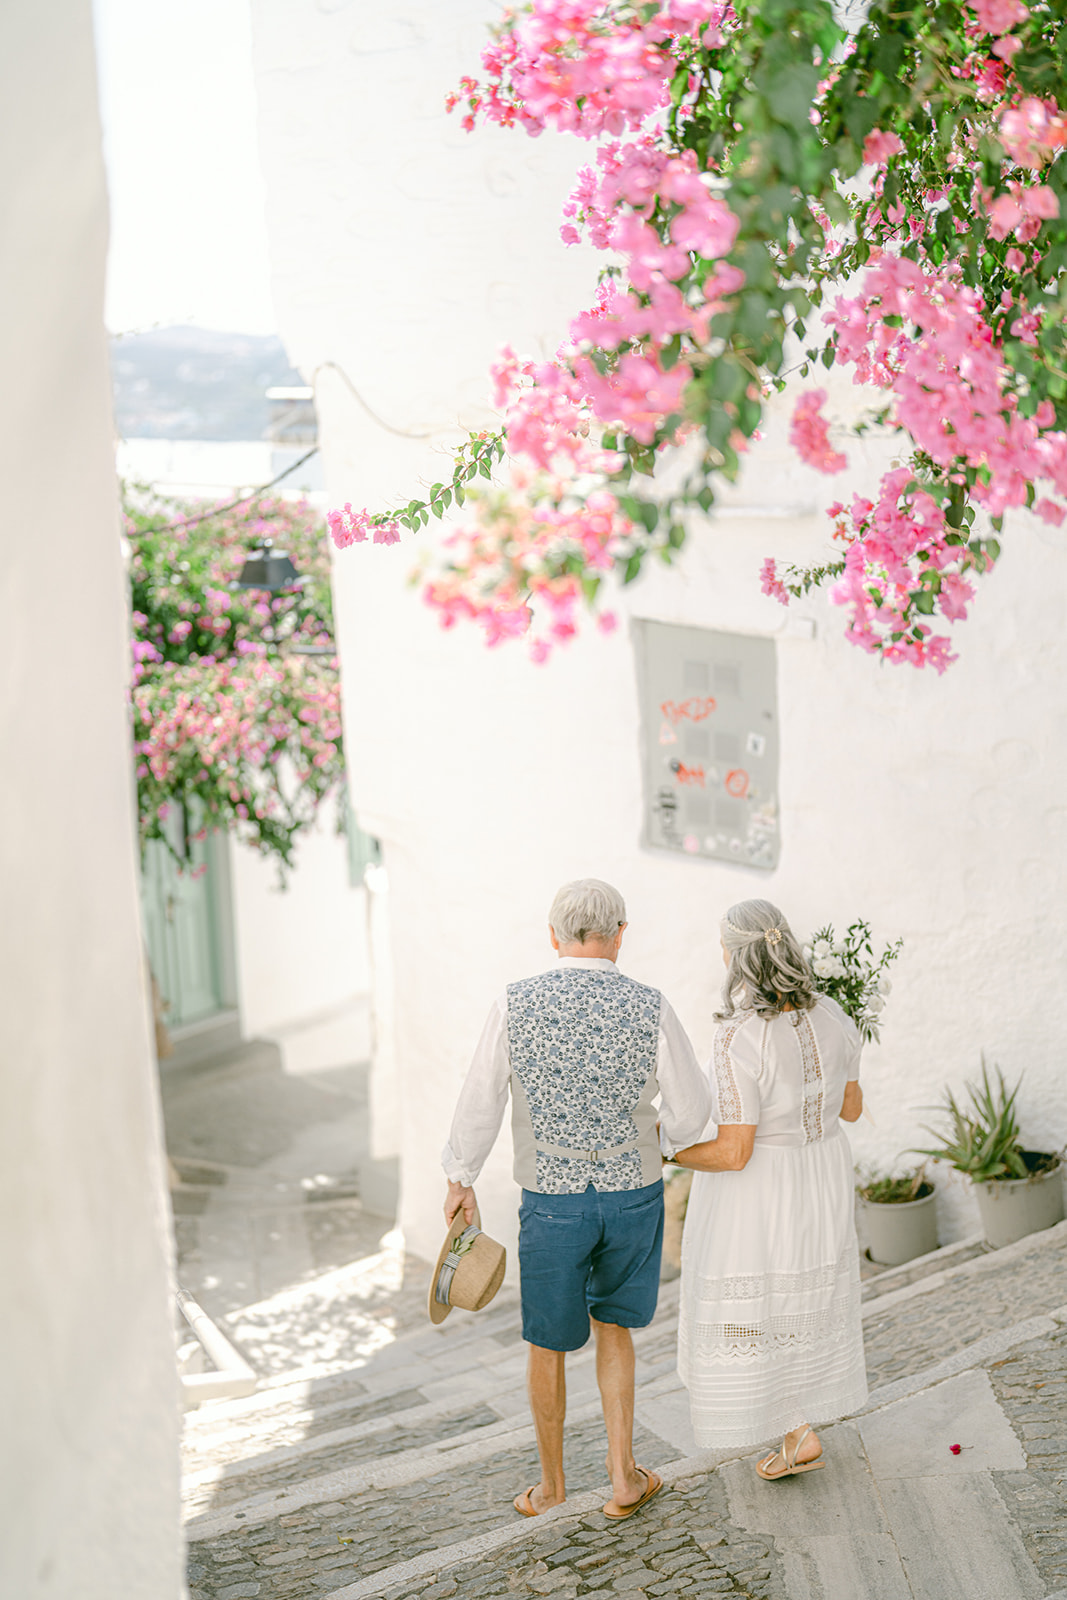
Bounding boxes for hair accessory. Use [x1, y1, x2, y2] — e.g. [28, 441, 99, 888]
[765, 927, 783, 946]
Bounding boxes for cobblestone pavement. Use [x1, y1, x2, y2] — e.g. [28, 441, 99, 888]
[183, 1402, 503, 1515]
[862, 1225, 1067, 1388]
[187, 1418, 683, 1599]
[386, 1477, 782, 1600]
[988, 1320, 1067, 1595]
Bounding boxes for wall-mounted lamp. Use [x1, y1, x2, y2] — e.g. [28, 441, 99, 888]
[235, 539, 302, 592]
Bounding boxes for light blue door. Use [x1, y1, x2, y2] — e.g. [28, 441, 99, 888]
[141, 804, 235, 1030]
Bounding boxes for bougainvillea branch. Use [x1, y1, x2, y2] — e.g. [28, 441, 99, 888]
[126, 490, 345, 872]
[330, 0, 1067, 671]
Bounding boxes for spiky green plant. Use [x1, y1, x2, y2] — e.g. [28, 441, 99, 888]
[913, 1060, 1030, 1183]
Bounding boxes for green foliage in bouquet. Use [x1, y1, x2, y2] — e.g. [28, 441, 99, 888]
[807, 919, 902, 1043]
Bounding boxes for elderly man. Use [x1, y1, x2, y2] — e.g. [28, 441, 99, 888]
[443, 878, 710, 1520]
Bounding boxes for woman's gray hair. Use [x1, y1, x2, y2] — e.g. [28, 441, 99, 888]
[716, 898, 816, 1021]
[549, 879, 626, 945]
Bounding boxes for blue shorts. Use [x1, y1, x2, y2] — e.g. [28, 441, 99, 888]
[517, 1180, 664, 1352]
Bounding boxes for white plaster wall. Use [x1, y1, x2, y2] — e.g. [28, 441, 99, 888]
[0, 4, 183, 1595]
[251, 0, 1067, 1265]
[229, 794, 369, 1036]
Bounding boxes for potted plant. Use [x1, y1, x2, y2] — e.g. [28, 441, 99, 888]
[915, 1061, 1064, 1249]
[856, 1165, 938, 1266]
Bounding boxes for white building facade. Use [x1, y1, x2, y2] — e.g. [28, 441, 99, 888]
[250, 0, 1067, 1266]
[1, 3, 183, 1594]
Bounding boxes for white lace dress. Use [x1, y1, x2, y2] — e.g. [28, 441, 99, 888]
[677, 995, 868, 1448]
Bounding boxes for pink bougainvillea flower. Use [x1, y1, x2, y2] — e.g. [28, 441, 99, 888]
[992, 33, 1023, 61]
[863, 129, 903, 165]
[1020, 184, 1059, 219]
[326, 505, 370, 548]
[985, 193, 1024, 238]
[973, 0, 1028, 35]
[790, 390, 848, 474]
[760, 557, 790, 605]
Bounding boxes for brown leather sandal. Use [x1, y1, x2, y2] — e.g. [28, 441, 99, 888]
[602, 1466, 663, 1520]
[514, 1485, 544, 1516]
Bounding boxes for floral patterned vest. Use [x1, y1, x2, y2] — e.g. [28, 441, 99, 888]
[506, 966, 664, 1194]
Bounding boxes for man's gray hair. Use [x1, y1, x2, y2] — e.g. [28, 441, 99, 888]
[549, 879, 627, 945]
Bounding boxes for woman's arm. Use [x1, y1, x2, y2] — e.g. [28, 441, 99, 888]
[839, 1081, 863, 1123]
[672, 1123, 757, 1172]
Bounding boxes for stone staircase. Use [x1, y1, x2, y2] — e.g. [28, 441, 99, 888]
[183, 1222, 1067, 1600]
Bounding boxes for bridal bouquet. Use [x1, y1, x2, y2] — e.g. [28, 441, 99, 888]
[804, 921, 902, 1044]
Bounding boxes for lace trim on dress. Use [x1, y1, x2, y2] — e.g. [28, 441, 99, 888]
[687, 1252, 856, 1301]
[714, 1014, 752, 1124]
[795, 1012, 824, 1143]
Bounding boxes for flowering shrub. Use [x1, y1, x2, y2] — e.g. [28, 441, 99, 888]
[332, 0, 1067, 670]
[805, 920, 902, 1043]
[125, 489, 344, 871]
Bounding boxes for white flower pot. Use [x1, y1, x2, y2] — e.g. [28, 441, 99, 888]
[973, 1156, 1064, 1250]
[858, 1185, 938, 1267]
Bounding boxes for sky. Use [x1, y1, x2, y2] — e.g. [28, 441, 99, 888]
[93, 0, 277, 335]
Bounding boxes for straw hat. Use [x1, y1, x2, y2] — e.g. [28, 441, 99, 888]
[427, 1206, 506, 1325]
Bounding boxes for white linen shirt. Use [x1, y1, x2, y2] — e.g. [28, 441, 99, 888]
[441, 957, 712, 1185]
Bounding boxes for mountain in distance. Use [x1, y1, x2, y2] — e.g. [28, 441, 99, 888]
[110, 325, 305, 441]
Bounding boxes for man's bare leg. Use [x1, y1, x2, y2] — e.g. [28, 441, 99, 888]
[592, 1316, 652, 1511]
[525, 1344, 567, 1511]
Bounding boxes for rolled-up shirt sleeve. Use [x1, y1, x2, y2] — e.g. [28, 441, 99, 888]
[441, 993, 511, 1185]
[656, 998, 713, 1158]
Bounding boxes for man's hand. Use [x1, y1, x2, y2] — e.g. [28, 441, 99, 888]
[445, 1180, 477, 1227]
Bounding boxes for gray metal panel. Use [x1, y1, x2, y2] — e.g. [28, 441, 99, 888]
[633, 620, 780, 870]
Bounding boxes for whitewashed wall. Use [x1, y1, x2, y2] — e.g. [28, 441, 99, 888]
[229, 794, 369, 1037]
[0, 3, 183, 1595]
[251, 0, 1067, 1265]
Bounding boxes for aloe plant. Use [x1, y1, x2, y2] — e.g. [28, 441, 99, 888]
[914, 1061, 1031, 1183]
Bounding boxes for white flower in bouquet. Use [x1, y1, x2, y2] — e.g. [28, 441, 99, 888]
[806, 919, 902, 1043]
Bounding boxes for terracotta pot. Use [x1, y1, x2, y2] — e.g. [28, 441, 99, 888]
[973, 1153, 1064, 1249]
[858, 1183, 938, 1267]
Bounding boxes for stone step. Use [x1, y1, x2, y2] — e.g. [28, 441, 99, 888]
[184, 1280, 680, 1461]
[183, 1218, 1067, 1527]
[186, 1310, 1065, 1600]
[860, 1218, 1067, 1392]
[182, 1344, 682, 1517]
[182, 1395, 508, 1517]
[859, 1230, 991, 1301]
[183, 1222, 1067, 1600]
[314, 1307, 1067, 1600]
[185, 1400, 696, 1600]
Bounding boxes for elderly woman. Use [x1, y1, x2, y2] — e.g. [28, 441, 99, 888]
[670, 898, 867, 1479]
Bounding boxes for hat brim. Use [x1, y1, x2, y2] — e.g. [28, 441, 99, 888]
[427, 1204, 481, 1324]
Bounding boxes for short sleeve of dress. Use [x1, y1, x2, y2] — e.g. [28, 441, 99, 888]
[815, 994, 863, 1081]
[712, 1014, 762, 1125]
